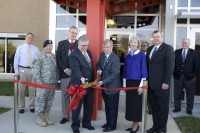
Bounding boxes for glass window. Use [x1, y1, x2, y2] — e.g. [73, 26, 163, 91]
[137, 5, 159, 14]
[78, 16, 86, 28]
[0, 39, 5, 73]
[55, 30, 68, 49]
[56, 5, 76, 14]
[191, 0, 200, 7]
[137, 16, 159, 29]
[56, 16, 76, 28]
[177, 19, 187, 24]
[178, 0, 188, 7]
[136, 30, 154, 46]
[177, 9, 188, 15]
[78, 10, 86, 14]
[110, 34, 129, 56]
[190, 19, 200, 24]
[107, 16, 135, 28]
[176, 27, 187, 49]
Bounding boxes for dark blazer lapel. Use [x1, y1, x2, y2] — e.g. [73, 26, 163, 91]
[151, 43, 164, 61]
[64, 40, 70, 53]
[148, 46, 153, 62]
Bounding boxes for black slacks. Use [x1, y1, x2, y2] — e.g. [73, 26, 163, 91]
[148, 88, 170, 132]
[102, 91, 119, 129]
[174, 75, 196, 111]
[71, 90, 94, 130]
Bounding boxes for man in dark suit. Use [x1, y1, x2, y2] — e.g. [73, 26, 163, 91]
[96, 39, 121, 132]
[173, 38, 199, 115]
[69, 35, 95, 133]
[146, 30, 175, 133]
[56, 26, 79, 124]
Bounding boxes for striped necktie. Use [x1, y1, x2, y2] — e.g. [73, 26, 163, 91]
[84, 51, 91, 66]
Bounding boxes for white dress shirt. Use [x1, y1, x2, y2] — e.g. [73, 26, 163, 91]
[14, 43, 40, 74]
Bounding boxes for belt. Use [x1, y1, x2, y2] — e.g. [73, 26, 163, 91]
[19, 65, 32, 69]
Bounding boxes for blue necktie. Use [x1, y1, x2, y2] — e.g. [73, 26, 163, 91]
[104, 56, 107, 67]
[182, 50, 186, 62]
[151, 47, 157, 59]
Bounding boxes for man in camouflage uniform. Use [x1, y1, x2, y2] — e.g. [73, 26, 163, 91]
[32, 40, 58, 127]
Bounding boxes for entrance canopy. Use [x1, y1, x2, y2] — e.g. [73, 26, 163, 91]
[53, 0, 161, 17]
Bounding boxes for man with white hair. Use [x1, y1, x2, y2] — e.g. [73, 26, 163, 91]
[173, 38, 199, 115]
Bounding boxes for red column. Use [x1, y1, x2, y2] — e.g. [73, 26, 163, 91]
[86, 0, 105, 120]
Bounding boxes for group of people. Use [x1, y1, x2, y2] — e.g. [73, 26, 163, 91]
[13, 26, 199, 133]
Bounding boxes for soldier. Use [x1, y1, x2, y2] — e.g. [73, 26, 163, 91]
[32, 40, 58, 127]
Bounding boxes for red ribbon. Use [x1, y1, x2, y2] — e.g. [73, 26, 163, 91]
[13, 80, 148, 115]
[66, 85, 87, 115]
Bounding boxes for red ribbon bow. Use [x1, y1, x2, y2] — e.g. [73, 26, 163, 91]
[66, 85, 87, 115]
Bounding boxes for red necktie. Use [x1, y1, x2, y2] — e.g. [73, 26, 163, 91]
[70, 41, 74, 52]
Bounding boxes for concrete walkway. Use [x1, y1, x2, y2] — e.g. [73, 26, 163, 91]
[0, 93, 181, 133]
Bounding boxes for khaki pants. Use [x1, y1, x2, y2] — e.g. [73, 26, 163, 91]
[19, 68, 35, 109]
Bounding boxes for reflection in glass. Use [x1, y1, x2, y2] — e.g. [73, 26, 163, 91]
[78, 10, 86, 14]
[190, 19, 200, 24]
[78, 16, 87, 28]
[0, 39, 5, 73]
[137, 16, 159, 29]
[108, 16, 135, 28]
[55, 30, 68, 50]
[176, 27, 187, 49]
[191, 0, 200, 7]
[7, 39, 24, 73]
[110, 34, 129, 56]
[137, 5, 159, 14]
[177, 19, 187, 24]
[178, 0, 188, 7]
[56, 16, 76, 28]
[136, 30, 154, 46]
[56, 5, 76, 14]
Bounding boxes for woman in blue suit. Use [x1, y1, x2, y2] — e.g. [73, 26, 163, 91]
[123, 36, 148, 133]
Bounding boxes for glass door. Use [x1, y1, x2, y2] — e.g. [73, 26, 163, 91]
[106, 30, 133, 95]
[190, 28, 200, 102]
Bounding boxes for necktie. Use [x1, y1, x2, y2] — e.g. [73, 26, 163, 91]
[151, 47, 157, 59]
[69, 41, 74, 52]
[28, 45, 32, 67]
[182, 50, 186, 62]
[84, 51, 91, 66]
[104, 56, 108, 67]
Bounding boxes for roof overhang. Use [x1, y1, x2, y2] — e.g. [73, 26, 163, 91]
[177, 11, 200, 18]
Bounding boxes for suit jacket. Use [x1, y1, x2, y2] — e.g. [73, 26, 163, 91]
[173, 48, 199, 81]
[56, 39, 78, 79]
[96, 51, 121, 95]
[69, 48, 94, 92]
[146, 43, 175, 89]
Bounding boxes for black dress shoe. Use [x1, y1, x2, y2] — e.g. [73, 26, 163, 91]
[82, 126, 95, 130]
[73, 129, 80, 133]
[146, 127, 157, 133]
[30, 109, 35, 113]
[19, 109, 24, 114]
[130, 125, 139, 133]
[60, 118, 69, 124]
[102, 123, 108, 128]
[103, 127, 115, 132]
[187, 111, 192, 115]
[172, 109, 181, 113]
[126, 128, 133, 131]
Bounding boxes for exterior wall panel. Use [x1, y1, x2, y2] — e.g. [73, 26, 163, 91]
[0, 0, 49, 49]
